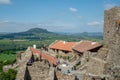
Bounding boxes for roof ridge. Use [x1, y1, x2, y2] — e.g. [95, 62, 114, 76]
[49, 40, 59, 47]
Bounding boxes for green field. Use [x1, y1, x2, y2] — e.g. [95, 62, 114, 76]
[0, 51, 16, 70]
[0, 53, 16, 62]
[0, 39, 46, 51]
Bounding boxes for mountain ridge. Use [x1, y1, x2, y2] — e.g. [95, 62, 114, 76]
[0, 28, 103, 40]
[0, 28, 54, 39]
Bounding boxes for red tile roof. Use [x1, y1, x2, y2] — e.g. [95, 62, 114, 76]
[41, 52, 57, 65]
[49, 40, 76, 51]
[72, 40, 102, 53]
[30, 48, 57, 65]
[30, 47, 41, 54]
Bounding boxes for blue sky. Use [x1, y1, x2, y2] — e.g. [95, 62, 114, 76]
[0, 0, 120, 33]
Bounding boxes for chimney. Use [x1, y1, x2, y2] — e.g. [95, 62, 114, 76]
[33, 44, 36, 49]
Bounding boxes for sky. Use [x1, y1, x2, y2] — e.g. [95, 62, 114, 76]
[0, 0, 120, 33]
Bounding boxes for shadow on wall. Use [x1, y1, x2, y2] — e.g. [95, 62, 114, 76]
[24, 67, 31, 80]
[54, 71, 58, 80]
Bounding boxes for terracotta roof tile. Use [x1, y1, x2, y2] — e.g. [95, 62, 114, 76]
[49, 40, 76, 51]
[30, 47, 41, 54]
[30, 48, 57, 65]
[72, 40, 102, 53]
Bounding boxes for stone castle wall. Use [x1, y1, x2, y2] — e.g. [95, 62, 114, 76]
[104, 7, 120, 67]
[104, 7, 120, 47]
[82, 7, 120, 80]
[16, 47, 32, 80]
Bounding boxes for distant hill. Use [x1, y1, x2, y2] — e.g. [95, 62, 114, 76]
[0, 28, 54, 40]
[56, 32, 103, 40]
[0, 32, 11, 34]
[70, 32, 103, 37]
[0, 28, 103, 41]
[68, 32, 103, 39]
[24, 28, 51, 34]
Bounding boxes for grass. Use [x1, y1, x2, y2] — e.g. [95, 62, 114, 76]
[0, 39, 44, 51]
[0, 51, 16, 73]
[0, 53, 16, 62]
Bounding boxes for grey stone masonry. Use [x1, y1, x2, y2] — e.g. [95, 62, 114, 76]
[16, 47, 32, 80]
[104, 7, 120, 47]
[104, 7, 120, 80]
[104, 7, 120, 66]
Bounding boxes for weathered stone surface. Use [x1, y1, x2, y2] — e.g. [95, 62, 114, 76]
[56, 71, 75, 80]
[27, 61, 49, 80]
[104, 7, 120, 80]
[87, 57, 107, 75]
[16, 47, 32, 80]
[47, 67, 55, 80]
[104, 7, 120, 47]
[95, 48, 109, 61]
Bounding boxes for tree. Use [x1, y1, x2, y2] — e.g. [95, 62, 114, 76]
[0, 69, 17, 80]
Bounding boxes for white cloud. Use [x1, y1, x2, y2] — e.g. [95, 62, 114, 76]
[104, 3, 117, 10]
[87, 21, 102, 26]
[69, 7, 82, 19]
[69, 7, 78, 12]
[0, 0, 11, 4]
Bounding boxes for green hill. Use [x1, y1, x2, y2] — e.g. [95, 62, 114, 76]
[0, 28, 54, 40]
[0, 28, 103, 41]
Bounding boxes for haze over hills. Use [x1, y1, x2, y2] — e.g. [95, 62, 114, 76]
[53, 31, 103, 40]
[56, 32, 103, 36]
[69, 32, 103, 39]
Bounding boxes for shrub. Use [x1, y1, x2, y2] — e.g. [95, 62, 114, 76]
[0, 69, 17, 80]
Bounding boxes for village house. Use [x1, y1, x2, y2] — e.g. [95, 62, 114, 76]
[72, 40, 102, 57]
[49, 40, 76, 55]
